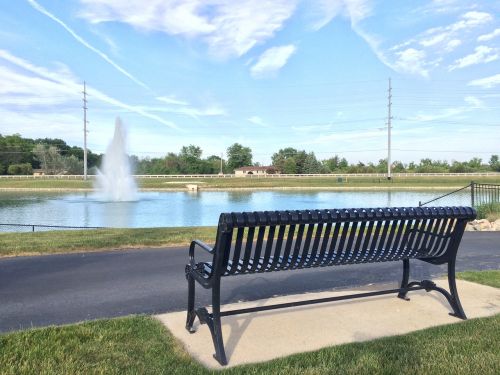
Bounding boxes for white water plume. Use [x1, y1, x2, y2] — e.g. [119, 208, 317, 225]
[95, 117, 137, 201]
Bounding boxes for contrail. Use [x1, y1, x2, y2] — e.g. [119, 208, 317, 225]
[27, 0, 149, 90]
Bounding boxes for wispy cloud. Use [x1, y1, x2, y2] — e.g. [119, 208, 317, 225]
[156, 96, 189, 106]
[78, 0, 297, 58]
[309, 0, 373, 31]
[0, 49, 178, 129]
[477, 28, 500, 42]
[248, 116, 268, 126]
[406, 95, 484, 122]
[154, 96, 226, 119]
[468, 74, 500, 89]
[250, 45, 296, 78]
[27, 0, 148, 89]
[393, 48, 429, 77]
[449, 45, 499, 70]
[386, 11, 494, 76]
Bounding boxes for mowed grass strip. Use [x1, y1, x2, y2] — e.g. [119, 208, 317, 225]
[0, 271, 499, 374]
[0, 227, 217, 257]
[1, 175, 499, 190]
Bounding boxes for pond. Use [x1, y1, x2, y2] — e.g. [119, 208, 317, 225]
[0, 190, 465, 230]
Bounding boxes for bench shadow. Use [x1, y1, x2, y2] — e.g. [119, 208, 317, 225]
[220, 282, 461, 362]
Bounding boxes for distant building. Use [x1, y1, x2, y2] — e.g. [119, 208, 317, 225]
[234, 166, 279, 177]
[32, 169, 45, 176]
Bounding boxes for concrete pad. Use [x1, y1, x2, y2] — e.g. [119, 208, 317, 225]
[156, 279, 500, 369]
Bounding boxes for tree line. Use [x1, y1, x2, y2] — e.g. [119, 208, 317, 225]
[1, 133, 499, 175]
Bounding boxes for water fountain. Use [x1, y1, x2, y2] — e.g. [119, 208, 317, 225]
[95, 117, 137, 201]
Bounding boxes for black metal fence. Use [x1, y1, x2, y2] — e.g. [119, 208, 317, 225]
[0, 223, 104, 233]
[419, 181, 500, 208]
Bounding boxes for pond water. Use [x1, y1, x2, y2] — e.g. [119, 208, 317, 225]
[0, 190, 466, 229]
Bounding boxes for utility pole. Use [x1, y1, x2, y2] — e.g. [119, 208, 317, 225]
[219, 152, 224, 175]
[387, 77, 392, 180]
[83, 81, 88, 180]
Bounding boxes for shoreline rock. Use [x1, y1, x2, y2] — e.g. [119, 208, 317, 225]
[466, 219, 500, 231]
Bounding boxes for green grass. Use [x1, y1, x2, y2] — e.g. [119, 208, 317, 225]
[475, 202, 500, 221]
[0, 270, 499, 374]
[458, 270, 500, 288]
[1, 175, 499, 190]
[0, 227, 217, 257]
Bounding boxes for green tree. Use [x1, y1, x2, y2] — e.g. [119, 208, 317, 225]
[226, 143, 252, 172]
[271, 148, 302, 173]
[282, 157, 297, 174]
[7, 163, 33, 175]
[489, 155, 500, 172]
[302, 152, 322, 174]
[33, 144, 66, 175]
[179, 145, 203, 174]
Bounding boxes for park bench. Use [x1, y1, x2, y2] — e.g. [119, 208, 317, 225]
[185, 206, 476, 365]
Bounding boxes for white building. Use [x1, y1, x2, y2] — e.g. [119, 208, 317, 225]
[234, 166, 279, 177]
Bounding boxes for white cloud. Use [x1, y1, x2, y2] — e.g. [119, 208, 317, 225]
[419, 11, 492, 48]
[468, 74, 500, 88]
[156, 96, 189, 106]
[310, 0, 373, 31]
[384, 11, 494, 76]
[393, 48, 429, 77]
[27, 0, 148, 89]
[248, 116, 267, 126]
[449, 45, 499, 70]
[154, 96, 226, 118]
[250, 45, 297, 77]
[0, 49, 178, 129]
[78, 0, 297, 58]
[407, 95, 484, 122]
[478, 28, 500, 42]
[444, 39, 462, 52]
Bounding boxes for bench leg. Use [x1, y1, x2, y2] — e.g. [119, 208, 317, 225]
[211, 281, 228, 365]
[185, 273, 197, 333]
[397, 259, 411, 300]
[447, 258, 467, 320]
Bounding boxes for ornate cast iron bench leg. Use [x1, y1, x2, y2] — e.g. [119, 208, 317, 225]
[396, 258, 467, 320]
[185, 271, 197, 333]
[195, 279, 228, 365]
[211, 280, 227, 365]
[397, 259, 411, 300]
[447, 258, 467, 319]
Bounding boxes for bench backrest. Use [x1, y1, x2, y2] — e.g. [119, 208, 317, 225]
[211, 206, 476, 277]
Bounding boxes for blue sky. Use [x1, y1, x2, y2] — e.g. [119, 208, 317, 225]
[0, 0, 499, 164]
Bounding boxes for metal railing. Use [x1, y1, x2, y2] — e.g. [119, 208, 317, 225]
[0, 223, 104, 233]
[419, 181, 500, 208]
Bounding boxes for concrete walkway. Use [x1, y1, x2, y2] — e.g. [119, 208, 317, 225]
[0, 232, 499, 333]
[157, 279, 500, 368]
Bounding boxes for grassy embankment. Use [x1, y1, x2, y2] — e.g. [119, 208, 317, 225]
[0, 270, 499, 374]
[0, 175, 499, 190]
[0, 227, 217, 257]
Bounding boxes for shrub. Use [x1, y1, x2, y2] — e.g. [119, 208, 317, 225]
[7, 163, 33, 175]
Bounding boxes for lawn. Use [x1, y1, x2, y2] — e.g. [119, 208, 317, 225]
[0, 270, 499, 374]
[0, 227, 217, 257]
[1, 175, 499, 190]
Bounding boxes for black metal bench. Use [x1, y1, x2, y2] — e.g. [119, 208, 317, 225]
[185, 206, 476, 365]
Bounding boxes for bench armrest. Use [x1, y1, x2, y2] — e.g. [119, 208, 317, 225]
[189, 239, 214, 266]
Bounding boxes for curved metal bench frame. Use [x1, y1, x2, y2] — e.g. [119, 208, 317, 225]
[185, 206, 476, 365]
